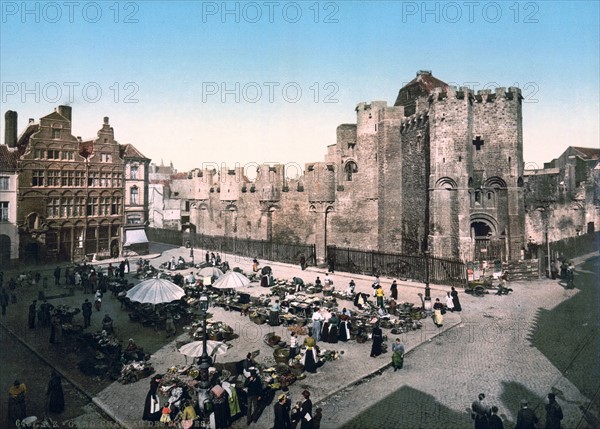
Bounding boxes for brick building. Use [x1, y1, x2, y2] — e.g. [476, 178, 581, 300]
[1, 106, 150, 263]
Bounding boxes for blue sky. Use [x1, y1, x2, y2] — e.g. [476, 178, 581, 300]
[1, 1, 598, 172]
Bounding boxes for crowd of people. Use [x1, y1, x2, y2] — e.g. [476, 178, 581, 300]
[471, 392, 564, 429]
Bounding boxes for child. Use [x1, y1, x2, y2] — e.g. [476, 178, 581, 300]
[160, 402, 171, 425]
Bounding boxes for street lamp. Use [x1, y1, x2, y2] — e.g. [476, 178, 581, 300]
[198, 292, 212, 390]
[423, 251, 432, 313]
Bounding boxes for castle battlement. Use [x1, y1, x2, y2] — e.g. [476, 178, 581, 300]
[401, 111, 429, 130]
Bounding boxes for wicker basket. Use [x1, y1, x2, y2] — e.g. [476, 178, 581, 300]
[273, 347, 290, 364]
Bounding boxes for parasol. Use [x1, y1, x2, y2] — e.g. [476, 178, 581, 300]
[178, 340, 229, 357]
[212, 271, 251, 289]
[125, 278, 186, 304]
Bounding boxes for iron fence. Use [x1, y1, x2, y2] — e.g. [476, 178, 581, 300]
[327, 246, 467, 287]
[147, 228, 317, 266]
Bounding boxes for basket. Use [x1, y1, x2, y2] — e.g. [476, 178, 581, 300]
[273, 348, 290, 364]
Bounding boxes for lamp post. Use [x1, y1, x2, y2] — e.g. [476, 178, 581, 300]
[198, 292, 212, 390]
[423, 251, 432, 312]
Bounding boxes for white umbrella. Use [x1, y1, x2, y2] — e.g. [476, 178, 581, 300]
[126, 278, 186, 304]
[212, 271, 251, 289]
[179, 340, 229, 357]
[198, 267, 224, 278]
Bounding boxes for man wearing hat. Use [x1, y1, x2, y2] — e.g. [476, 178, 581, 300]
[515, 399, 539, 429]
[545, 393, 563, 429]
[273, 392, 291, 429]
[471, 393, 491, 429]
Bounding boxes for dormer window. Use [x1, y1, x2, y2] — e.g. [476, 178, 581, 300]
[101, 153, 111, 163]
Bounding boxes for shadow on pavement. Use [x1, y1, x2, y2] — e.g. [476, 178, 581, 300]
[340, 385, 471, 429]
[527, 257, 600, 403]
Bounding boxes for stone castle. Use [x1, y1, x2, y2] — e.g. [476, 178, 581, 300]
[150, 71, 561, 263]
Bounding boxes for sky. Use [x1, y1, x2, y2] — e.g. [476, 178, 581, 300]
[1, 1, 598, 174]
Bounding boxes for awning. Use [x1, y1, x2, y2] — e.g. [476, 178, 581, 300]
[124, 229, 149, 246]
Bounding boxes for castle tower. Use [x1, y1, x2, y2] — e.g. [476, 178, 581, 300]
[428, 85, 525, 262]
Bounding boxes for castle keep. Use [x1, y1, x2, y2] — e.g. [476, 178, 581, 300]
[150, 71, 531, 263]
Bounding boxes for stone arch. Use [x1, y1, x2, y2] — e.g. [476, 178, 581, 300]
[517, 177, 524, 187]
[344, 160, 358, 181]
[470, 214, 498, 237]
[435, 177, 458, 190]
[484, 176, 507, 189]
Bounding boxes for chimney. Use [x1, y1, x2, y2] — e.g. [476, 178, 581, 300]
[4, 110, 17, 148]
[104, 116, 109, 125]
[57, 105, 72, 121]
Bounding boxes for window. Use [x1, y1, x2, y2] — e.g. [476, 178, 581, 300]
[0, 202, 8, 221]
[32, 170, 44, 187]
[130, 187, 138, 205]
[73, 197, 85, 216]
[111, 197, 121, 215]
[88, 171, 98, 187]
[62, 197, 73, 217]
[127, 214, 142, 224]
[99, 197, 111, 215]
[130, 165, 138, 179]
[61, 171, 74, 187]
[61, 150, 74, 160]
[100, 173, 110, 187]
[74, 171, 85, 187]
[47, 170, 60, 186]
[47, 149, 60, 159]
[0, 176, 9, 190]
[86, 197, 98, 216]
[344, 161, 358, 181]
[52, 128, 61, 139]
[47, 198, 60, 218]
[101, 153, 111, 163]
[34, 149, 45, 159]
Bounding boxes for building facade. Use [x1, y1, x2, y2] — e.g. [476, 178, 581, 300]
[148, 72, 534, 263]
[0, 138, 20, 265]
[2, 106, 150, 263]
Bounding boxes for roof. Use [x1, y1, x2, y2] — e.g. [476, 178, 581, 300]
[524, 168, 560, 176]
[0, 145, 20, 170]
[570, 146, 600, 160]
[40, 111, 69, 121]
[17, 123, 40, 147]
[403, 71, 448, 92]
[394, 71, 447, 108]
[120, 143, 150, 160]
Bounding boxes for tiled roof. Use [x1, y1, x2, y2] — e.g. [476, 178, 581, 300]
[41, 111, 69, 121]
[0, 145, 19, 170]
[571, 146, 600, 160]
[120, 143, 149, 160]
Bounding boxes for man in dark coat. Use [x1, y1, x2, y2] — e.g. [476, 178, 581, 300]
[28, 300, 37, 329]
[46, 371, 64, 413]
[274, 393, 292, 429]
[545, 393, 563, 429]
[54, 266, 61, 286]
[0, 287, 8, 316]
[471, 393, 491, 429]
[82, 299, 93, 328]
[244, 370, 262, 425]
[515, 399, 539, 429]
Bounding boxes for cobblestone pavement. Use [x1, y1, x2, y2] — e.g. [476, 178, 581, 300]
[317, 256, 600, 429]
[0, 324, 113, 429]
[1, 247, 598, 429]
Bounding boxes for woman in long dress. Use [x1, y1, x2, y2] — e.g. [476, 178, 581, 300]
[338, 311, 351, 342]
[433, 299, 444, 327]
[370, 322, 383, 357]
[451, 286, 462, 311]
[8, 380, 27, 424]
[445, 292, 454, 312]
[46, 371, 64, 414]
[142, 375, 162, 422]
[302, 335, 318, 373]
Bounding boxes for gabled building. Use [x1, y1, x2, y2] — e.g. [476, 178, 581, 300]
[2, 106, 150, 263]
[0, 128, 20, 266]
